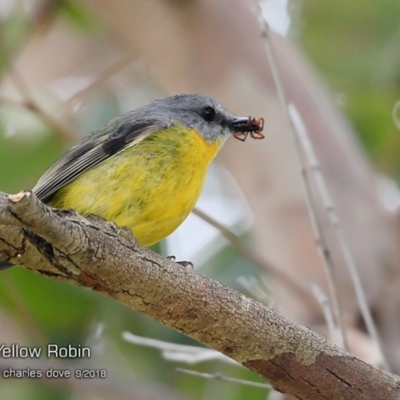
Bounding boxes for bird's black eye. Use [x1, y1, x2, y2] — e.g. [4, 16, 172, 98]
[201, 106, 216, 122]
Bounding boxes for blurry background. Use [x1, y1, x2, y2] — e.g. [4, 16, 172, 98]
[1, 1, 400, 399]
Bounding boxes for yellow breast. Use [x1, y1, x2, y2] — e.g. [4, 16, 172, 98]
[51, 125, 223, 246]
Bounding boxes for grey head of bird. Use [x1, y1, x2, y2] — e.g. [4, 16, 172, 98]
[141, 94, 254, 143]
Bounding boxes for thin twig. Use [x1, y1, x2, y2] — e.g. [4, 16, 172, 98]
[65, 53, 135, 106]
[258, 16, 347, 349]
[289, 104, 390, 371]
[176, 368, 272, 389]
[122, 331, 236, 364]
[310, 282, 337, 340]
[192, 207, 314, 305]
[0, 95, 77, 141]
[6, 67, 78, 141]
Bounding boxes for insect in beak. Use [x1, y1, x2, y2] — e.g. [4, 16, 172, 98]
[230, 117, 265, 142]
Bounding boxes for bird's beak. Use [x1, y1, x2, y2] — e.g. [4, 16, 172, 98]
[228, 117, 252, 132]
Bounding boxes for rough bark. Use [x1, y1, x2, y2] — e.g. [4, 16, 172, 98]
[0, 190, 398, 399]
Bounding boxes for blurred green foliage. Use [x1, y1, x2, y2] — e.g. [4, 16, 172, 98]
[300, 0, 400, 179]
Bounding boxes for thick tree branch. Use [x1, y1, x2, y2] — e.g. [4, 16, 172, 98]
[0, 191, 398, 399]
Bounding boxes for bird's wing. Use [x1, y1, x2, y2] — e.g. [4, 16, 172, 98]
[33, 117, 170, 202]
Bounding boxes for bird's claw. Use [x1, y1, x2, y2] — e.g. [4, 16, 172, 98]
[167, 256, 194, 269]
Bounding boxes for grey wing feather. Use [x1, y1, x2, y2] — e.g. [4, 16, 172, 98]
[33, 116, 170, 203]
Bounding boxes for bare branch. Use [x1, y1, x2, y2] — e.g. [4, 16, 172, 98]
[259, 17, 345, 349]
[192, 207, 311, 303]
[0, 190, 398, 399]
[290, 104, 390, 371]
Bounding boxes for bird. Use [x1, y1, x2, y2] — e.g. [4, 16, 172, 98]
[1, 94, 264, 269]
